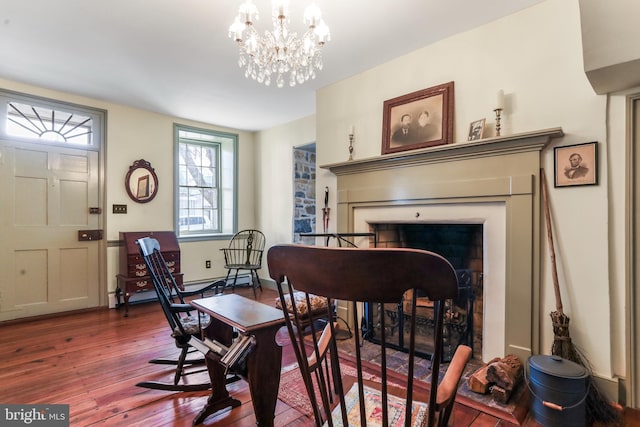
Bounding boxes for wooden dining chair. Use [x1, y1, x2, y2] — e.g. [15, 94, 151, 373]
[268, 244, 472, 427]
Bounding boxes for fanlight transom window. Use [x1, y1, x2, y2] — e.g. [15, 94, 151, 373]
[6, 101, 94, 145]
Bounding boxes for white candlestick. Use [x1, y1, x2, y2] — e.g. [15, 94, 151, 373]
[496, 89, 505, 110]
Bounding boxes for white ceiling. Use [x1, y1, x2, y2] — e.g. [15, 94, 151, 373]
[0, 0, 545, 131]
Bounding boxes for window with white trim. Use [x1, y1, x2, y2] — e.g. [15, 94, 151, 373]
[175, 124, 237, 239]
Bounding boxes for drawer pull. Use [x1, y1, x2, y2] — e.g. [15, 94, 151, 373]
[166, 261, 175, 267]
[135, 271, 146, 277]
[136, 264, 146, 270]
[136, 281, 148, 288]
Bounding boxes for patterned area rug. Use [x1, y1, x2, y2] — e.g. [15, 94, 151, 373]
[326, 383, 428, 427]
[278, 361, 380, 417]
[279, 362, 429, 426]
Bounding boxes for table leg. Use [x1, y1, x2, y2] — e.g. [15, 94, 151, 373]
[193, 318, 240, 425]
[192, 353, 241, 425]
[115, 287, 122, 311]
[245, 325, 282, 427]
[193, 310, 283, 426]
[123, 293, 130, 317]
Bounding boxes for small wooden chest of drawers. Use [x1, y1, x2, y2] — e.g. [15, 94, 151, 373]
[116, 231, 183, 316]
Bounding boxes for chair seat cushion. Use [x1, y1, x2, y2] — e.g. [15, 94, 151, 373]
[276, 291, 328, 316]
[173, 312, 211, 337]
[325, 383, 428, 427]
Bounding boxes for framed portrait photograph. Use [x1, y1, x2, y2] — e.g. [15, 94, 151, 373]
[382, 81, 454, 155]
[136, 175, 150, 199]
[554, 142, 598, 187]
[468, 118, 485, 141]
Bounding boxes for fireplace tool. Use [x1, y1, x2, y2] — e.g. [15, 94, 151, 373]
[540, 168, 620, 424]
[322, 186, 330, 233]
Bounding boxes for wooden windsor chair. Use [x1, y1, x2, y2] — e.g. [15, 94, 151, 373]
[268, 244, 472, 427]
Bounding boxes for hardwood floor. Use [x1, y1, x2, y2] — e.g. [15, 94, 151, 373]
[0, 286, 635, 426]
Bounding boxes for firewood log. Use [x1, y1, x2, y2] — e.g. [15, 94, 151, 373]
[490, 385, 513, 404]
[468, 357, 500, 394]
[486, 354, 523, 391]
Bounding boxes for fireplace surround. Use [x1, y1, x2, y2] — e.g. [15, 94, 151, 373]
[322, 128, 563, 363]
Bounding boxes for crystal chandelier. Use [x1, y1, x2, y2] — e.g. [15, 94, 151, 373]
[228, 0, 330, 88]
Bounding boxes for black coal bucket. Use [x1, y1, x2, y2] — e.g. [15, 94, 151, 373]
[527, 355, 589, 427]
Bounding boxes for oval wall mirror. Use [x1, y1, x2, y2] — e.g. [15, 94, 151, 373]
[125, 159, 158, 203]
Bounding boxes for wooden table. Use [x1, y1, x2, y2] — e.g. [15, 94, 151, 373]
[190, 294, 285, 426]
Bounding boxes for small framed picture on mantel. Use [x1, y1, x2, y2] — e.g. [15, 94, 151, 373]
[467, 119, 485, 141]
[554, 142, 598, 187]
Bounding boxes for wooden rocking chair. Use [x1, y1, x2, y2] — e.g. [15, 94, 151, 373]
[136, 237, 226, 392]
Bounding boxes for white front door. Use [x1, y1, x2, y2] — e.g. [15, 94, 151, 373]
[0, 140, 101, 320]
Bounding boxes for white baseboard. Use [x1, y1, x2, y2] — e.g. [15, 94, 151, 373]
[592, 374, 620, 404]
[108, 293, 118, 309]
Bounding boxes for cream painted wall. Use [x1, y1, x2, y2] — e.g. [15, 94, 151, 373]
[579, 0, 640, 94]
[254, 115, 316, 251]
[0, 77, 256, 302]
[309, 0, 620, 382]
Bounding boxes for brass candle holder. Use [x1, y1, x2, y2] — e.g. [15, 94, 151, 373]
[494, 108, 503, 137]
[348, 132, 354, 161]
[494, 89, 504, 137]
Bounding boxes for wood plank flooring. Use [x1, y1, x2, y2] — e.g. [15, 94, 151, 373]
[1, 286, 636, 426]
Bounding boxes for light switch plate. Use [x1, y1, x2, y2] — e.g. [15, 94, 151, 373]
[113, 204, 127, 214]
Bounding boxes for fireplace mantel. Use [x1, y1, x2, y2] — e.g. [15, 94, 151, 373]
[322, 127, 564, 362]
[322, 127, 564, 175]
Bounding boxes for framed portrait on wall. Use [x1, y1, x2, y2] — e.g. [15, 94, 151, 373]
[554, 142, 598, 187]
[381, 81, 454, 155]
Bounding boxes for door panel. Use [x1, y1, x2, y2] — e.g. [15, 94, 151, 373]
[60, 179, 89, 225]
[14, 176, 48, 225]
[60, 247, 89, 302]
[0, 141, 100, 320]
[14, 249, 48, 306]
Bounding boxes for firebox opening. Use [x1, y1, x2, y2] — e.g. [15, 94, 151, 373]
[362, 223, 484, 361]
